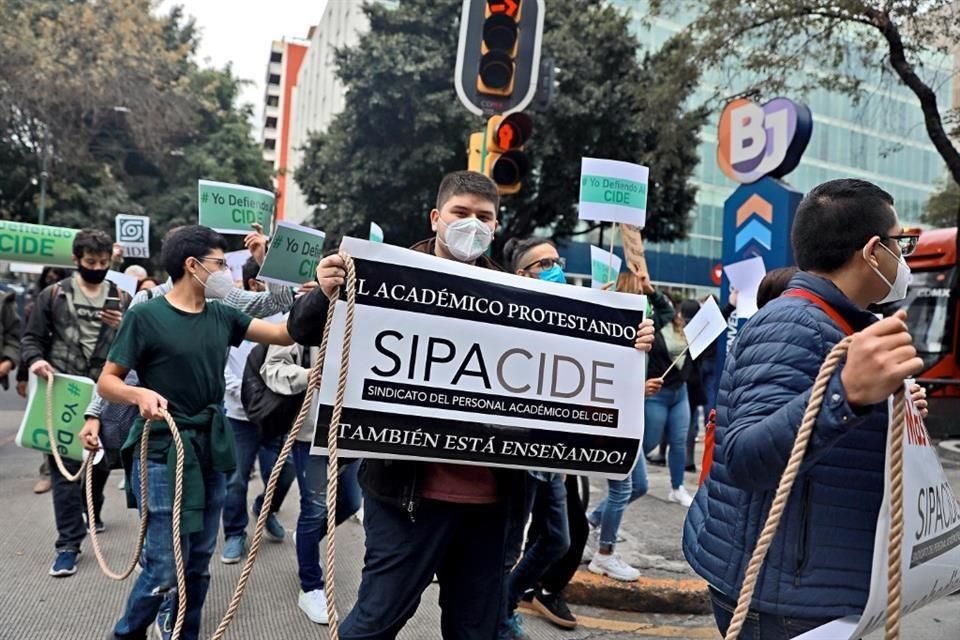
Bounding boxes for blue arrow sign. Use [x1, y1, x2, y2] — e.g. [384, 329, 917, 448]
[735, 218, 772, 252]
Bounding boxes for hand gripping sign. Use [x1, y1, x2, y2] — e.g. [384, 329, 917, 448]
[795, 380, 960, 639]
[307, 238, 648, 479]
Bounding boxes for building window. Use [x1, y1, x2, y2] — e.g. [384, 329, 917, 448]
[268, 74, 281, 86]
[265, 117, 278, 129]
[264, 139, 276, 151]
[270, 51, 283, 63]
[267, 95, 279, 107]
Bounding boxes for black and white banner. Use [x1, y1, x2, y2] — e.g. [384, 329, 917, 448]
[309, 238, 647, 479]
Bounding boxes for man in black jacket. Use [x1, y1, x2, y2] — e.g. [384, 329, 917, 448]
[288, 171, 655, 639]
[20, 229, 128, 578]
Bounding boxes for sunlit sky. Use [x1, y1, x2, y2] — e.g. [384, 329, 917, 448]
[158, 0, 327, 136]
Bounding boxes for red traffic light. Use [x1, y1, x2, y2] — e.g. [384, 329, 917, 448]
[487, 0, 520, 18]
[494, 113, 532, 150]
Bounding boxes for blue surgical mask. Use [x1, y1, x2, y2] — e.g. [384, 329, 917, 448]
[538, 265, 566, 284]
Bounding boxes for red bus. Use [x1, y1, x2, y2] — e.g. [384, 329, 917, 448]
[883, 228, 960, 438]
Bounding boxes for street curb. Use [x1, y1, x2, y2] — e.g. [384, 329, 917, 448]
[565, 569, 712, 614]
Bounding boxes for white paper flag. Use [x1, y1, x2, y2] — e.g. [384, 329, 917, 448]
[683, 296, 728, 359]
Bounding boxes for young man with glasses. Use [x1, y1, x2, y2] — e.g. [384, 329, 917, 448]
[82, 225, 294, 640]
[684, 179, 924, 638]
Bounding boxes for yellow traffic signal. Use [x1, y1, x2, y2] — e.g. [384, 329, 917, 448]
[477, 0, 522, 97]
[483, 113, 532, 195]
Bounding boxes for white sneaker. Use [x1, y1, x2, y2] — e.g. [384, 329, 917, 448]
[667, 486, 694, 508]
[588, 553, 640, 581]
[117, 477, 125, 490]
[298, 589, 329, 625]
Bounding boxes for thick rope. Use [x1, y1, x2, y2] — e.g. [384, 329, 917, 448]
[45, 372, 89, 482]
[212, 251, 356, 640]
[324, 251, 358, 637]
[82, 407, 187, 640]
[724, 336, 906, 639]
[85, 423, 150, 580]
[885, 392, 907, 640]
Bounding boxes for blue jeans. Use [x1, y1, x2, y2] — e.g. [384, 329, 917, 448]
[643, 384, 691, 490]
[341, 493, 508, 640]
[113, 458, 226, 640]
[710, 588, 837, 639]
[501, 474, 570, 632]
[292, 441, 361, 592]
[589, 454, 648, 552]
[222, 417, 296, 539]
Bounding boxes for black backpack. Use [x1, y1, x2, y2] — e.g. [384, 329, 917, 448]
[240, 344, 310, 438]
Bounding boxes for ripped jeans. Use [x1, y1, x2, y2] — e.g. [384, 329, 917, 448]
[112, 458, 226, 640]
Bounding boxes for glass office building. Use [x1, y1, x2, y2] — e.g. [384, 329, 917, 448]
[561, 2, 954, 296]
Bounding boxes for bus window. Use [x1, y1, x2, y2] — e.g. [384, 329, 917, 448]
[881, 270, 955, 370]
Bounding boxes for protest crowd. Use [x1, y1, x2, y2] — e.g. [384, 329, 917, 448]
[0, 168, 950, 640]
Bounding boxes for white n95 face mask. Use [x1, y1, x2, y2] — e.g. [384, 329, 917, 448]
[866, 242, 911, 304]
[194, 264, 236, 300]
[439, 217, 494, 262]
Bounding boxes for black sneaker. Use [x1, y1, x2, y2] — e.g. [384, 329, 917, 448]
[517, 588, 536, 613]
[532, 589, 577, 629]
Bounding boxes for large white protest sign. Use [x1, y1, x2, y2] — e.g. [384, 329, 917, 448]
[578, 158, 649, 227]
[683, 297, 727, 360]
[115, 214, 151, 258]
[724, 256, 766, 319]
[797, 381, 960, 639]
[308, 238, 648, 479]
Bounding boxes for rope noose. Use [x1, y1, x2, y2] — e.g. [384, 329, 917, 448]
[212, 251, 356, 640]
[85, 423, 150, 580]
[724, 336, 907, 640]
[45, 372, 89, 482]
[82, 407, 188, 640]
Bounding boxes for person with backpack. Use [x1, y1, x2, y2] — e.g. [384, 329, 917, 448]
[220, 257, 296, 563]
[20, 229, 130, 578]
[0, 285, 20, 391]
[684, 179, 925, 638]
[259, 340, 361, 625]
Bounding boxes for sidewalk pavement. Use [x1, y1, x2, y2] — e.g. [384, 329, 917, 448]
[566, 452, 713, 614]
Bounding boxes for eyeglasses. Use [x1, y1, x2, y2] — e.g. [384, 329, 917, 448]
[198, 256, 229, 271]
[522, 257, 566, 271]
[882, 234, 919, 257]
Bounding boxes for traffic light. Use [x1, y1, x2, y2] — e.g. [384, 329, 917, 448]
[455, 0, 543, 116]
[477, 1, 521, 96]
[483, 113, 532, 195]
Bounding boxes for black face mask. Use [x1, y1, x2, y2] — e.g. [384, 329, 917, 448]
[78, 265, 109, 285]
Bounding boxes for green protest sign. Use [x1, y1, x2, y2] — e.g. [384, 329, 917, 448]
[198, 180, 275, 236]
[0, 220, 78, 267]
[16, 374, 95, 462]
[578, 158, 650, 227]
[257, 221, 327, 287]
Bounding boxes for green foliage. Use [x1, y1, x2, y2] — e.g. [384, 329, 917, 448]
[0, 0, 271, 272]
[923, 181, 960, 229]
[295, 0, 706, 254]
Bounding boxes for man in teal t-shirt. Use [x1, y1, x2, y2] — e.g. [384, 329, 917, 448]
[81, 225, 293, 640]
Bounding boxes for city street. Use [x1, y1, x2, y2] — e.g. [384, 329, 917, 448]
[1, 389, 958, 639]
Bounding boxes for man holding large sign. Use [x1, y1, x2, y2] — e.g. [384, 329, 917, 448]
[684, 180, 927, 638]
[287, 171, 655, 639]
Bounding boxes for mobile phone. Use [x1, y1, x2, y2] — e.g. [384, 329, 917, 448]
[103, 297, 122, 312]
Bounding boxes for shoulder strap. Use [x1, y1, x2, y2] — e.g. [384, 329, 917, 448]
[783, 289, 855, 336]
